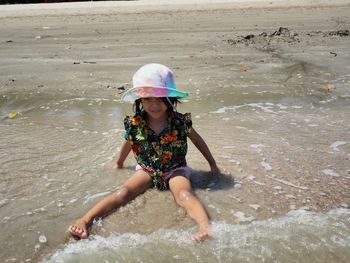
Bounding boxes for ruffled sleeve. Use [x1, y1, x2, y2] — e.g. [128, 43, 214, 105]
[123, 116, 132, 141]
[183, 113, 192, 135]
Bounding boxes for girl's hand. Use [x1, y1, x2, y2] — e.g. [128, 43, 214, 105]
[113, 161, 124, 169]
[207, 164, 220, 188]
[210, 164, 220, 177]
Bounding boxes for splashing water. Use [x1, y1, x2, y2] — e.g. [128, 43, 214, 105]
[44, 209, 350, 263]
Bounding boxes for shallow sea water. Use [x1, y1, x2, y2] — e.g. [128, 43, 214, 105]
[1, 54, 350, 263]
[1, 9, 350, 263]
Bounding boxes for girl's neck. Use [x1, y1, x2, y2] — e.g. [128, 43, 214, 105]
[146, 112, 168, 135]
[146, 111, 168, 122]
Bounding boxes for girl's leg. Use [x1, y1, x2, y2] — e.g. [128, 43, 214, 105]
[68, 170, 152, 239]
[168, 176, 211, 242]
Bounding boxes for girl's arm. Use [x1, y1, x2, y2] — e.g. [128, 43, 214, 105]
[188, 128, 220, 176]
[114, 140, 132, 169]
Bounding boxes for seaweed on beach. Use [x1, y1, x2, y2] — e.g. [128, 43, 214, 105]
[225, 27, 349, 47]
[225, 27, 300, 46]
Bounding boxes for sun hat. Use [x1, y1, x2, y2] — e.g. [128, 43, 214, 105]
[121, 63, 189, 102]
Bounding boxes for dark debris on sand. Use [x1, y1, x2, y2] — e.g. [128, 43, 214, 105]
[225, 27, 349, 47]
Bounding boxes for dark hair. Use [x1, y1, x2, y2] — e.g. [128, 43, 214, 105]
[133, 97, 180, 115]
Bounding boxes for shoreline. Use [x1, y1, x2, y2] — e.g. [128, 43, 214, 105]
[1, 0, 350, 18]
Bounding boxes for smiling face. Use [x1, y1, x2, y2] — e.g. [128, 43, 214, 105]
[140, 97, 168, 120]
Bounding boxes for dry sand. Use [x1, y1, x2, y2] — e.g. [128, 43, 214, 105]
[0, 0, 350, 17]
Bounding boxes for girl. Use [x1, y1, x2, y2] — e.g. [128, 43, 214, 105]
[68, 63, 220, 242]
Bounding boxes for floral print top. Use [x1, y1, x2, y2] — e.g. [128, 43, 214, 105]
[124, 111, 192, 190]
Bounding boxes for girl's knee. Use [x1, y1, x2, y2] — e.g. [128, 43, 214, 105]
[176, 189, 194, 206]
[114, 186, 133, 202]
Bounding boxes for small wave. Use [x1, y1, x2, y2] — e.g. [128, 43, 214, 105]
[44, 208, 350, 263]
[210, 102, 303, 115]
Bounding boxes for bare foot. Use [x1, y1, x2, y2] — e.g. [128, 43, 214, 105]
[191, 225, 212, 243]
[68, 219, 89, 239]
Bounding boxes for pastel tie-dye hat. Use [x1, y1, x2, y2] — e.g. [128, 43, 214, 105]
[121, 63, 189, 102]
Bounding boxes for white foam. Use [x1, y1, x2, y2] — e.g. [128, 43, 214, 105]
[228, 159, 241, 165]
[249, 204, 261, 211]
[261, 160, 272, 171]
[38, 235, 47, 244]
[210, 102, 304, 115]
[250, 144, 265, 153]
[44, 209, 350, 263]
[247, 103, 277, 114]
[210, 106, 232, 113]
[83, 191, 111, 205]
[232, 211, 256, 223]
[223, 146, 235, 149]
[330, 141, 347, 152]
[323, 169, 339, 177]
[0, 198, 9, 208]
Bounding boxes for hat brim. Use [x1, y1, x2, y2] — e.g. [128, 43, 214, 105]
[121, 86, 189, 102]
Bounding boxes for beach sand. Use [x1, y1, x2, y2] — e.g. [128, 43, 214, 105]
[0, 1, 350, 262]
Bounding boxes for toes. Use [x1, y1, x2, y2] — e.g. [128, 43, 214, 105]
[190, 230, 210, 243]
[68, 225, 88, 239]
[68, 225, 75, 233]
[69, 225, 79, 234]
[68, 225, 77, 234]
[80, 231, 88, 239]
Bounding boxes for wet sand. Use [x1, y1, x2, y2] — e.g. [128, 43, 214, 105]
[1, 1, 350, 262]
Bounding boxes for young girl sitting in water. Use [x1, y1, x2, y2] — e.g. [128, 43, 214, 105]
[68, 63, 220, 242]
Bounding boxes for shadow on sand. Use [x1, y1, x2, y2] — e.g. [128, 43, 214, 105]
[190, 169, 235, 191]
